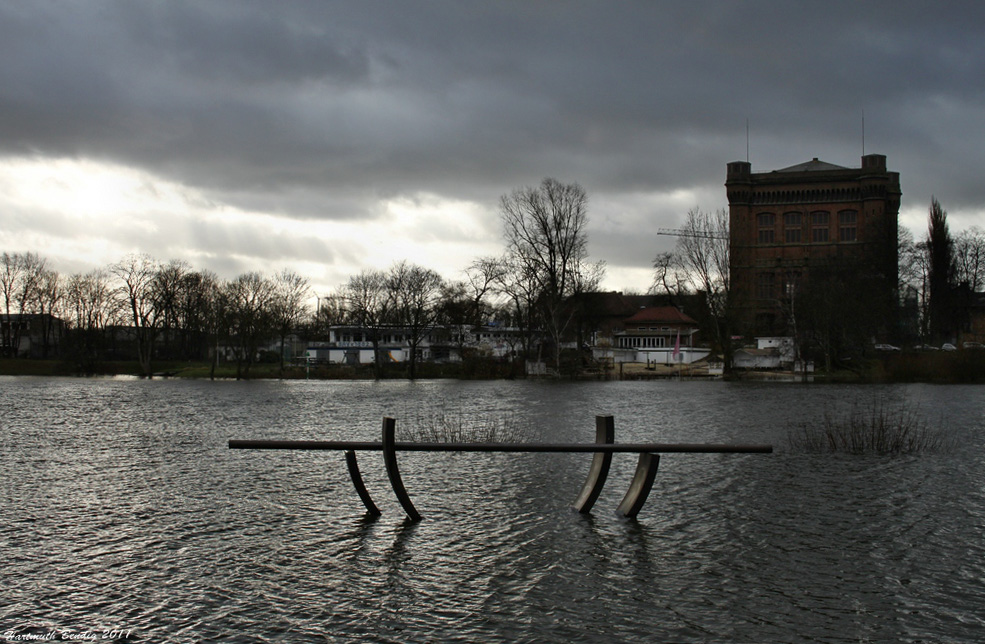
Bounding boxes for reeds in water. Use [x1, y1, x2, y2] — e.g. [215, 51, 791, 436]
[788, 399, 951, 454]
[405, 409, 525, 443]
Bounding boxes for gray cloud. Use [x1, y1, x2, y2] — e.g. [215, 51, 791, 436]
[2, 1, 984, 290]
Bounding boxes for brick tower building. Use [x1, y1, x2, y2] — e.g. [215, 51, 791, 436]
[726, 154, 901, 336]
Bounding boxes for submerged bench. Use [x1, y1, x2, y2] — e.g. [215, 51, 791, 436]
[229, 416, 772, 521]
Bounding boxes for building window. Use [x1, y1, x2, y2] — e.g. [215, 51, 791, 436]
[839, 210, 857, 242]
[756, 272, 775, 300]
[757, 213, 775, 243]
[811, 211, 830, 242]
[783, 212, 802, 243]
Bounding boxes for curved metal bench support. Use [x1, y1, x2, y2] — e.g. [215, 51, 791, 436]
[571, 415, 614, 513]
[616, 452, 660, 518]
[344, 450, 381, 517]
[381, 417, 422, 522]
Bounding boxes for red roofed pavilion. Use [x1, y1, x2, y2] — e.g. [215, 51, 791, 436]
[615, 306, 699, 352]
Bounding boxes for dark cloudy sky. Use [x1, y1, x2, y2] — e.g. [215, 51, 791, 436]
[2, 1, 983, 294]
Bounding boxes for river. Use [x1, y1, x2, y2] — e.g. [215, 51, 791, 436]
[1, 377, 983, 642]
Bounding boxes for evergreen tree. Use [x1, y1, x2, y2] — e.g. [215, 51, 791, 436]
[926, 197, 955, 342]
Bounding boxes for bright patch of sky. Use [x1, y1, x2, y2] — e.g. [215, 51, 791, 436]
[0, 157, 504, 293]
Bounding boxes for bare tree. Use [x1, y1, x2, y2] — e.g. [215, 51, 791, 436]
[272, 269, 311, 375]
[225, 272, 277, 379]
[388, 261, 444, 379]
[0, 253, 17, 355]
[110, 254, 161, 377]
[153, 259, 191, 360]
[434, 279, 471, 358]
[500, 178, 604, 372]
[654, 208, 735, 369]
[897, 226, 926, 341]
[169, 269, 218, 361]
[465, 257, 507, 327]
[15, 252, 47, 314]
[1, 252, 48, 357]
[34, 268, 63, 358]
[424, 257, 507, 369]
[65, 270, 115, 372]
[674, 208, 730, 307]
[954, 226, 985, 293]
[66, 270, 113, 331]
[316, 292, 348, 329]
[341, 269, 391, 379]
[192, 271, 226, 380]
[650, 251, 687, 305]
[493, 253, 542, 370]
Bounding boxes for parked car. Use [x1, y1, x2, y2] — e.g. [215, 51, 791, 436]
[913, 344, 939, 351]
[963, 342, 983, 349]
[874, 343, 901, 351]
[941, 343, 957, 351]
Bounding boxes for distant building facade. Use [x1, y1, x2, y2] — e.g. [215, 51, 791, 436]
[726, 154, 901, 336]
[1, 314, 64, 358]
[305, 323, 527, 365]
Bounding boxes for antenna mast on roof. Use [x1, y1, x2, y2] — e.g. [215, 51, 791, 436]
[746, 118, 750, 163]
[657, 228, 728, 240]
[861, 108, 865, 156]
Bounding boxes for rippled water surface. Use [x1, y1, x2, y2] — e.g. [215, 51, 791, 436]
[2, 377, 984, 642]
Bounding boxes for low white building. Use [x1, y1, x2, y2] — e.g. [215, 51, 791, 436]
[733, 337, 812, 372]
[305, 324, 527, 365]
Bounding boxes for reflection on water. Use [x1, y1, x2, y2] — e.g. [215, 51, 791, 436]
[2, 377, 984, 642]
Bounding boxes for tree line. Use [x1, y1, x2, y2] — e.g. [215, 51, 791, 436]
[1, 251, 312, 378]
[2, 178, 605, 378]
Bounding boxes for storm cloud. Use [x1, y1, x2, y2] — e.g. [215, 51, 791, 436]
[2, 1, 984, 291]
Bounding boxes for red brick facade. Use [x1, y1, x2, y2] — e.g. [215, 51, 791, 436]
[726, 154, 900, 335]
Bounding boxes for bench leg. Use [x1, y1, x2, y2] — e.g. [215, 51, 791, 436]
[571, 415, 614, 513]
[345, 450, 382, 517]
[616, 453, 660, 518]
[382, 417, 422, 521]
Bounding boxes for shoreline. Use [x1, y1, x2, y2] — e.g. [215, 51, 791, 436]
[3, 356, 983, 384]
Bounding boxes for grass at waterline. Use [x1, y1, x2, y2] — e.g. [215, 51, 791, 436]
[788, 399, 952, 454]
[0, 358, 519, 379]
[0, 358, 303, 379]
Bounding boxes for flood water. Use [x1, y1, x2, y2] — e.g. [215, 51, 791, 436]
[2, 377, 983, 642]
